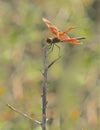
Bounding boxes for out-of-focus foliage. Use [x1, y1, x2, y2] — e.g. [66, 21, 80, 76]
[0, 0, 99, 130]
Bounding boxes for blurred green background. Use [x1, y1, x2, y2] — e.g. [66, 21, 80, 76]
[0, 0, 99, 130]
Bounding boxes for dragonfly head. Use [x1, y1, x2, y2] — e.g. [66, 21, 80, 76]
[46, 38, 53, 44]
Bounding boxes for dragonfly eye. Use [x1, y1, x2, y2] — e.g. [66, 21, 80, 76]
[46, 38, 53, 44]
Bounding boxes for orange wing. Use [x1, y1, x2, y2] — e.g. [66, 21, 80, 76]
[58, 34, 80, 44]
[42, 18, 60, 36]
[43, 18, 81, 44]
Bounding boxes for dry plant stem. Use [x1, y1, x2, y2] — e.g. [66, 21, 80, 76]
[42, 46, 61, 130]
[42, 46, 48, 130]
[7, 46, 61, 130]
[6, 104, 41, 125]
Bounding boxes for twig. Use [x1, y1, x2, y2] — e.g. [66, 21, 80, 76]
[42, 46, 48, 130]
[47, 56, 61, 69]
[6, 104, 41, 125]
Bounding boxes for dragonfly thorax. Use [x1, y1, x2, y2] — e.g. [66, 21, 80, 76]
[47, 37, 60, 44]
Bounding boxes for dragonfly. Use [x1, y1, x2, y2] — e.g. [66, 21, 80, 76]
[43, 18, 85, 53]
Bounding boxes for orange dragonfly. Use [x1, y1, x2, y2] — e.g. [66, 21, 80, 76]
[43, 18, 85, 51]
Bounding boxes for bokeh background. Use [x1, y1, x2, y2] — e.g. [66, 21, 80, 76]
[0, 0, 99, 130]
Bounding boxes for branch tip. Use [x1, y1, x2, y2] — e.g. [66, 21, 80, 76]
[6, 103, 42, 125]
[47, 56, 61, 69]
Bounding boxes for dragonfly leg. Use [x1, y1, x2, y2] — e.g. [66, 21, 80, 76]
[47, 44, 54, 55]
[51, 44, 54, 52]
[55, 44, 60, 56]
[47, 44, 52, 49]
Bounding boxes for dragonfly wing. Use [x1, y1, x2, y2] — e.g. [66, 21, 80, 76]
[62, 26, 76, 35]
[58, 33, 70, 41]
[42, 18, 60, 36]
[55, 26, 76, 40]
[64, 38, 80, 44]
[59, 34, 80, 44]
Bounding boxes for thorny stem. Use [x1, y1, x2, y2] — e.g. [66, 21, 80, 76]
[42, 46, 48, 130]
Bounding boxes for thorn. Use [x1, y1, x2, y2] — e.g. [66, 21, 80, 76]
[46, 101, 48, 105]
[41, 94, 43, 97]
[39, 69, 44, 75]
